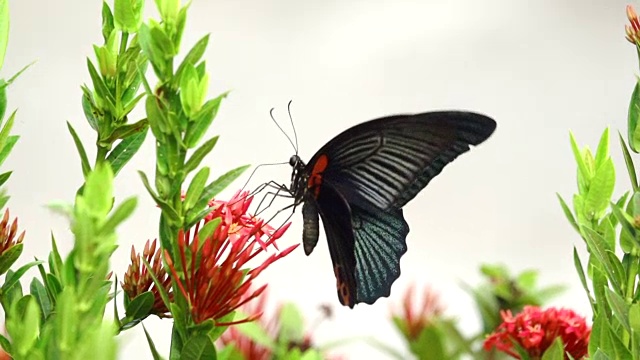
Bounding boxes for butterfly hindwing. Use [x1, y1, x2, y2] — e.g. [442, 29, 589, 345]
[310, 183, 358, 308]
[352, 204, 409, 304]
[308, 111, 496, 210]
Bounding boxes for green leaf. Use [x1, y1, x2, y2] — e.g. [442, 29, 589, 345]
[195, 218, 219, 246]
[189, 164, 249, 215]
[557, 193, 579, 233]
[582, 227, 621, 291]
[81, 88, 99, 131]
[149, 22, 176, 58]
[0, 86, 6, 131]
[629, 80, 640, 153]
[2, 260, 44, 293]
[184, 167, 209, 211]
[0, 170, 13, 187]
[8, 295, 41, 357]
[595, 128, 610, 169]
[145, 94, 169, 137]
[141, 256, 173, 320]
[49, 233, 63, 277]
[584, 158, 615, 219]
[138, 171, 181, 222]
[0, 242, 22, 275]
[143, 323, 163, 360]
[592, 349, 612, 360]
[279, 303, 305, 343]
[605, 288, 631, 333]
[106, 126, 148, 176]
[0, 0, 9, 72]
[573, 249, 593, 310]
[100, 196, 137, 235]
[0, 134, 17, 168]
[0, 334, 11, 356]
[175, 34, 210, 87]
[114, 0, 144, 32]
[570, 131, 591, 181]
[181, 334, 216, 360]
[0, 97, 15, 151]
[541, 337, 565, 360]
[66, 121, 92, 178]
[235, 320, 276, 349]
[83, 162, 114, 217]
[409, 325, 445, 360]
[101, 2, 115, 42]
[184, 136, 218, 174]
[185, 92, 228, 148]
[174, 5, 188, 49]
[87, 58, 115, 111]
[207, 310, 235, 342]
[29, 277, 51, 321]
[619, 132, 639, 191]
[105, 118, 149, 143]
[125, 291, 154, 320]
[612, 204, 640, 252]
[139, 24, 167, 79]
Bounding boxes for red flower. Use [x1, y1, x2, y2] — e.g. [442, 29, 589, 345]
[219, 289, 343, 360]
[626, 5, 640, 44]
[167, 190, 298, 325]
[218, 289, 275, 360]
[483, 306, 590, 359]
[0, 208, 24, 256]
[393, 284, 445, 340]
[122, 239, 173, 317]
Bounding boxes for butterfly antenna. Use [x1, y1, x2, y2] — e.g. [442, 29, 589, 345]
[270, 107, 297, 153]
[239, 161, 289, 193]
[287, 100, 299, 154]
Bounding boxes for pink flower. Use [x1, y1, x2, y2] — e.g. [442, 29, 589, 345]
[484, 306, 590, 359]
[167, 190, 299, 325]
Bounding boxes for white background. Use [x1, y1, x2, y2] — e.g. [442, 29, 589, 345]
[2, 0, 635, 358]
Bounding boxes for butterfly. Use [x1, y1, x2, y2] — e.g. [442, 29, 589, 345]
[284, 110, 496, 308]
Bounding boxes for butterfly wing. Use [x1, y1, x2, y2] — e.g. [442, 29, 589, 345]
[306, 185, 358, 308]
[307, 111, 496, 210]
[351, 204, 409, 304]
[302, 110, 495, 307]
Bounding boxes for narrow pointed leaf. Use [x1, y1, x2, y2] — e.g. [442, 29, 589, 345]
[107, 126, 148, 176]
[67, 121, 92, 178]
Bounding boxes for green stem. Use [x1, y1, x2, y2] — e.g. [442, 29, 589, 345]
[96, 145, 109, 164]
[119, 32, 129, 57]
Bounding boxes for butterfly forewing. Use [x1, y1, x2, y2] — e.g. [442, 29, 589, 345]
[309, 112, 496, 211]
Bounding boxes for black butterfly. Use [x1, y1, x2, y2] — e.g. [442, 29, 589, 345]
[287, 111, 496, 308]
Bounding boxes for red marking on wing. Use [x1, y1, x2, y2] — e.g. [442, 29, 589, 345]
[308, 154, 329, 198]
[334, 264, 352, 307]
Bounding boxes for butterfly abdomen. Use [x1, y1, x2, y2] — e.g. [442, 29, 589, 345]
[301, 196, 320, 255]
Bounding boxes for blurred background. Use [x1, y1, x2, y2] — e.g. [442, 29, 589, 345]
[1, 0, 635, 358]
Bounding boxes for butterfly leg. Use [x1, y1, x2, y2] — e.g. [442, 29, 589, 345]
[253, 181, 294, 217]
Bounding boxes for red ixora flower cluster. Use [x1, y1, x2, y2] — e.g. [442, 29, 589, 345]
[167, 190, 299, 325]
[484, 306, 590, 360]
[393, 284, 445, 340]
